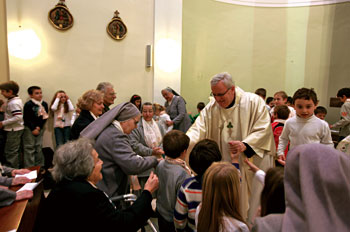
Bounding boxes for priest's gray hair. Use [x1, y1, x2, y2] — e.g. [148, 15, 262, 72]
[51, 138, 95, 183]
[96, 82, 113, 93]
[210, 72, 235, 88]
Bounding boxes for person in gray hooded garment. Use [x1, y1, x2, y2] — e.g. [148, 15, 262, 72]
[161, 87, 191, 133]
[252, 143, 350, 232]
[80, 102, 159, 199]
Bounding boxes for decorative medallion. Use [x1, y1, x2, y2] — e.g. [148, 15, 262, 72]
[106, 10, 127, 40]
[227, 121, 233, 138]
[48, 0, 74, 31]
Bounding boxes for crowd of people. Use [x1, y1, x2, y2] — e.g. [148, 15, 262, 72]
[0, 73, 349, 232]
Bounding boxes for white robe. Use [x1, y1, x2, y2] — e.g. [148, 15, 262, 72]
[186, 86, 275, 222]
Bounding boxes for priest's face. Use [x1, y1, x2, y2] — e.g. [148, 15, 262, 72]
[211, 81, 235, 108]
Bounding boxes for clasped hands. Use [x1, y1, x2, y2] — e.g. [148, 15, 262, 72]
[228, 140, 246, 154]
[152, 147, 164, 160]
[228, 140, 246, 163]
[166, 120, 174, 126]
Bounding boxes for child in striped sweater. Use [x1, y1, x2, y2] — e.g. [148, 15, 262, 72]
[174, 139, 222, 232]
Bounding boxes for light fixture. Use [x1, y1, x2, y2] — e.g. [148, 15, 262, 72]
[155, 38, 181, 73]
[8, 29, 41, 60]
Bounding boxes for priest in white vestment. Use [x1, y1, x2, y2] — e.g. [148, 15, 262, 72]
[186, 72, 275, 223]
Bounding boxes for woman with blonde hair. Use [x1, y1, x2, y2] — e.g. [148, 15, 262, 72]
[196, 162, 249, 232]
[70, 90, 104, 140]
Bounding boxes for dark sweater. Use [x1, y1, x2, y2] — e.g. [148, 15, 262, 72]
[23, 100, 48, 131]
[37, 179, 154, 232]
[70, 110, 95, 140]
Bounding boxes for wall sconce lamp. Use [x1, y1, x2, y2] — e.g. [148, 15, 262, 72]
[8, 29, 41, 60]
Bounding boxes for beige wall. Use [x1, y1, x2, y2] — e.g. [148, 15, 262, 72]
[181, 1, 350, 123]
[6, 0, 154, 106]
[3, 0, 350, 147]
[6, 0, 154, 147]
[0, 0, 9, 84]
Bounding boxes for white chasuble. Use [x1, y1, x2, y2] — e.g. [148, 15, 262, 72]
[186, 86, 276, 222]
[219, 97, 242, 162]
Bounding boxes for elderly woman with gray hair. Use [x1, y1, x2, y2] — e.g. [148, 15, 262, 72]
[161, 87, 192, 133]
[38, 138, 159, 232]
[80, 102, 160, 199]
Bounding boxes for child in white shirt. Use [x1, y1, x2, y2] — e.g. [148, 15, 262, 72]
[50, 90, 74, 147]
[0, 81, 24, 168]
[277, 88, 333, 163]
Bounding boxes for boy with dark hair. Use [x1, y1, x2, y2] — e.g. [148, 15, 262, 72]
[156, 130, 191, 232]
[255, 88, 267, 100]
[330, 88, 350, 141]
[196, 102, 205, 111]
[190, 102, 205, 123]
[174, 139, 222, 232]
[0, 81, 24, 168]
[277, 88, 333, 162]
[314, 106, 327, 120]
[271, 105, 290, 154]
[255, 88, 273, 113]
[266, 96, 274, 112]
[266, 97, 274, 107]
[23, 86, 49, 168]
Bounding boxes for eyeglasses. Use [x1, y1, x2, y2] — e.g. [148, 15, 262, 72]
[210, 87, 231, 98]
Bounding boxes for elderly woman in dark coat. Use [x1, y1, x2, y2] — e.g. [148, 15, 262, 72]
[161, 87, 191, 133]
[80, 102, 159, 199]
[38, 138, 159, 232]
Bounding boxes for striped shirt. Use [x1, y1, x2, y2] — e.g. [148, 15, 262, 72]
[3, 97, 24, 131]
[174, 176, 202, 232]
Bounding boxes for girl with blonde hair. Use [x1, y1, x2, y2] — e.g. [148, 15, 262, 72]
[196, 162, 249, 232]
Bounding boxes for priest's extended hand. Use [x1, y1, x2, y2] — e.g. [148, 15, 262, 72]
[228, 141, 246, 154]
